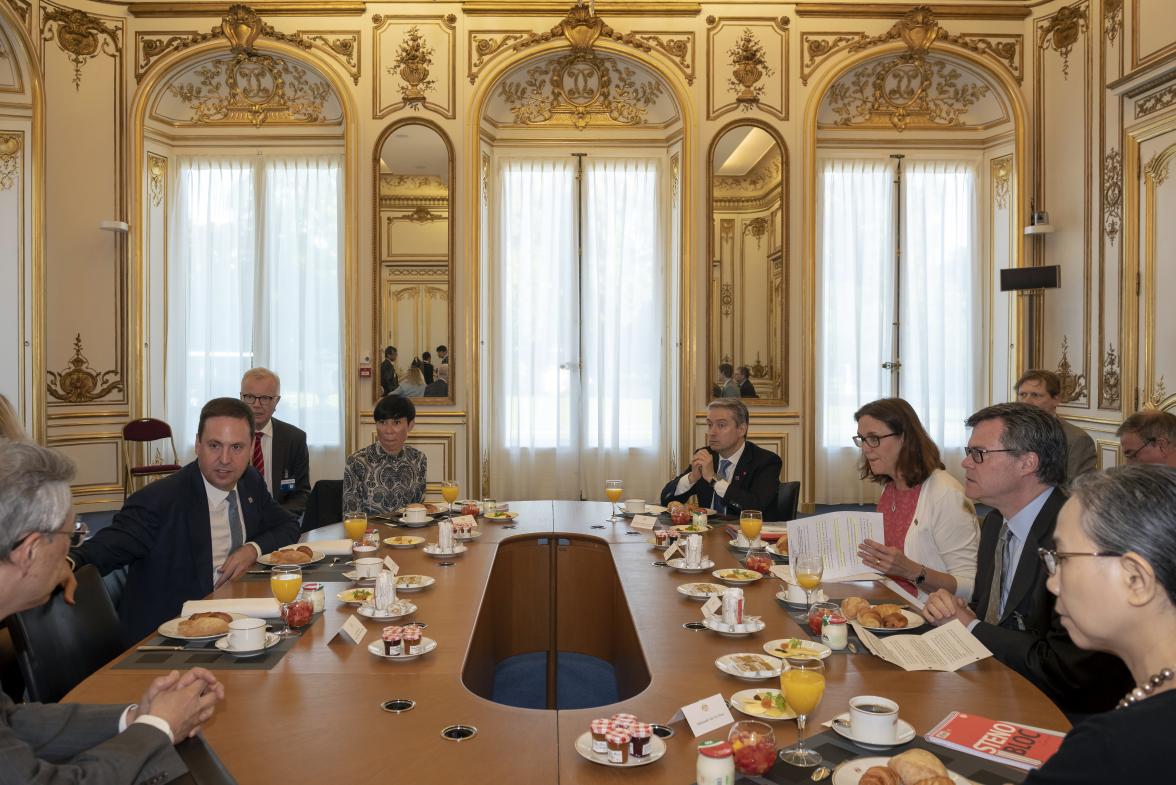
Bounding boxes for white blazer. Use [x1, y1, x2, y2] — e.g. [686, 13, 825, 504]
[903, 469, 979, 601]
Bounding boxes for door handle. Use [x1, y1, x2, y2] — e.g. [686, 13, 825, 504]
[881, 361, 902, 370]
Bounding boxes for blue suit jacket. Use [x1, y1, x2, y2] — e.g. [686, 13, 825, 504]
[71, 461, 300, 644]
[659, 440, 782, 519]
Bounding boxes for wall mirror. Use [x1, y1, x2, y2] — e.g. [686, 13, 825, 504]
[374, 120, 454, 403]
[707, 122, 788, 404]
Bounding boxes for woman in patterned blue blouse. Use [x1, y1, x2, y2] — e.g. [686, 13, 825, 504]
[343, 395, 427, 517]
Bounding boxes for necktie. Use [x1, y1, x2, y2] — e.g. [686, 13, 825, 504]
[984, 522, 1010, 624]
[227, 490, 243, 554]
[252, 431, 265, 479]
[714, 458, 732, 514]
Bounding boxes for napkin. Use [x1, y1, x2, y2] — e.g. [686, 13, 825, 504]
[308, 538, 353, 556]
[181, 598, 282, 619]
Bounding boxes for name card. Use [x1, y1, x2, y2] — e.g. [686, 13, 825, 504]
[701, 596, 722, 619]
[770, 564, 793, 584]
[383, 557, 400, 576]
[329, 615, 367, 645]
[663, 540, 683, 561]
[667, 694, 735, 738]
[629, 515, 657, 531]
[452, 514, 477, 529]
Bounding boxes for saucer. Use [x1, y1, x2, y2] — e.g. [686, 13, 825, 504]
[667, 557, 714, 574]
[396, 515, 434, 528]
[357, 600, 417, 621]
[829, 713, 916, 750]
[214, 632, 280, 658]
[343, 570, 379, 583]
[368, 637, 437, 661]
[424, 543, 467, 557]
[774, 589, 829, 609]
[703, 616, 765, 637]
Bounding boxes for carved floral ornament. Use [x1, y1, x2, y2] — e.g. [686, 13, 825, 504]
[1100, 344, 1120, 409]
[40, 5, 120, 90]
[166, 52, 330, 127]
[147, 154, 166, 207]
[391, 26, 435, 108]
[826, 55, 990, 131]
[991, 157, 1011, 209]
[0, 134, 19, 191]
[1055, 336, 1088, 404]
[726, 28, 774, 109]
[1104, 0, 1123, 44]
[1037, 2, 1087, 79]
[1104, 149, 1122, 245]
[46, 334, 122, 404]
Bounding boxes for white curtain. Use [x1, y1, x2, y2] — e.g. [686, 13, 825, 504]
[815, 159, 894, 503]
[167, 155, 344, 479]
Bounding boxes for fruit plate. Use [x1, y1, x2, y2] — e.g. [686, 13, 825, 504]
[831, 756, 972, 785]
[715, 652, 783, 681]
[383, 535, 425, 549]
[367, 637, 437, 662]
[336, 588, 375, 606]
[157, 613, 246, 641]
[729, 688, 797, 720]
[483, 510, 519, 522]
[573, 731, 666, 767]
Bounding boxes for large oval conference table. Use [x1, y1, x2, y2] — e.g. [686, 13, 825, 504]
[68, 501, 1069, 783]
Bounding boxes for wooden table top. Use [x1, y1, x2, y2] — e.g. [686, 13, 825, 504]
[66, 501, 1069, 784]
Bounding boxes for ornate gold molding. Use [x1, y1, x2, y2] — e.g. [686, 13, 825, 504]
[127, 2, 367, 18]
[720, 282, 734, 316]
[826, 56, 990, 130]
[47, 334, 123, 403]
[670, 152, 680, 200]
[391, 25, 435, 108]
[1103, 0, 1122, 44]
[1147, 150, 1171, 186]
[147, 153, 166, 207]
[390, 206, 443, 223]
[300, 31, 359, 85]
[1055, 335, 1088, 404]
[801, 33, 864, 85]
[0, 134, 19, 191]
[462, 1, 700, 15]
[1103, 148, 1122, 245]
[6, 0, 30, 29]
[1144, 377, 1167, 410]
[727, 28, 774, 110]
[794, 3, 1028, 21]
[1136, 84, 1176, 120]
[992, 156, 1010, 209]
[167, 51, 330, 126]
[40, 4, 121, 89]
[373, 14, 456, 120]
[1099, 343, 1120, 409]
[743, 216, 768, 246]
[468, 32, 528, 84]
[1036, 2, 1087, 79]
[634, 31, 694, 86]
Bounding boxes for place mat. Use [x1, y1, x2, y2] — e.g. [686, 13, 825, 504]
[113, 614, 322, 671]
[775, 601, 865, 656]
[718, 730, 1027, 784]
[242, 560, 352, 582]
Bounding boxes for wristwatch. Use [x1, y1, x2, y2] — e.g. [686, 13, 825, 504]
[914, 566, 928, 586]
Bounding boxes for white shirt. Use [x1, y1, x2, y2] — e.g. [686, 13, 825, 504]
[201, 475, 262, 583]
[256, 418, 273, 490]
[674, 441, 746, 499]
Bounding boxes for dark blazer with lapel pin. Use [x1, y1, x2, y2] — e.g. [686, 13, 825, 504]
[269, 417, 311, 514]
[969, 486, 1131, 714]
[659, 440, 782, 519]
[70, 461, 300, 645]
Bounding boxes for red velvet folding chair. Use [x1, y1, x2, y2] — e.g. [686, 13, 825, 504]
[121, 417, 181, 497]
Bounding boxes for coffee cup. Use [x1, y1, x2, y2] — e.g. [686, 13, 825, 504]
[848, 695, 899, 745]
[352, 543, 378, 559]
[354, 557, 382, 579]
[624, 499, 646, 514]
[226, 617, 266, 651]
[403, 506, 428, 523]
[785, 582, 808, 604]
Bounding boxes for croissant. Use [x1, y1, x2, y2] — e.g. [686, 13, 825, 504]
[888, 749, 947, 785]
[911, 778, 954, 785]
[858, 609, 883, 627]
[177, 612, 231, 636]
[875, 603, 902, 617]
[841, 596, 870, 620]
[859, 766, 901, 785]
[882, 611, 908, 628]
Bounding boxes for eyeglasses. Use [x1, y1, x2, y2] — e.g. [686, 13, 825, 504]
[1122, 437, 1156, 461]
[963, 446, 1020, 464]
[852, 433, 898, 448]
[1038, 547, 1122, 576]
[240, 393, 277, 405]
[9, 521, 89, 553]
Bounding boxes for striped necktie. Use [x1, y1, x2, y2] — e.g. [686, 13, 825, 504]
[252, 431, 265, 479]
[984, 522, 1010, 624]
[227, 489, 243, 554]
[714, 458, 732, 514]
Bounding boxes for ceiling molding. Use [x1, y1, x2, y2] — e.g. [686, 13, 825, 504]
[461, 2, 701, 16]
[794, 4, 1030, 21]
[125, 2, 367, 18]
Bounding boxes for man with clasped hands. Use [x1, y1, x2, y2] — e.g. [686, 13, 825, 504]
[0, 439, 225, 783]
[660, 399, 781, 519]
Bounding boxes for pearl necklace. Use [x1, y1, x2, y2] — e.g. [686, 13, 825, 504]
[1117, 667, 1175, 709]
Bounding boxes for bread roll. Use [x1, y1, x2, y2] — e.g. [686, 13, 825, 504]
[858, 609, 883, 627]
[888, 749, 947, 785]
[882, 611, 908, 628]
[859, 766, 901, 785]
[911, 778, 954, 785]
[875, 603, 902, 617]
[841, 596, 870, 620]
[177, 613, 231, 636]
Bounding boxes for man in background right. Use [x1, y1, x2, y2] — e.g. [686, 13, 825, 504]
[1015, 369, 1096, 485]
[1116, 409, 1176, 466]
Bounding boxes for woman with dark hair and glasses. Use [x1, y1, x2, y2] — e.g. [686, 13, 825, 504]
[852, 398, 979, 600]
[343, 395, 426, 518]
[1019, 465, 1176, 783]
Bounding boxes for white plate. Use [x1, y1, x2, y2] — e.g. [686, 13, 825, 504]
[214, 632, 280, 657]
[336, 588, 375, 606]
[829, 713, 916, 750]
[158, 613, 246, 641]
[762, 638, 833, 661]
[619, 504, 668, 517]
[357, 600, 417, 621]
[856, 608, 926, 634]
[367, 637, 437, 661]
[453, 529, 483, 541]
[729, 688, 797, 721]
[483, 510, 519, 521]
[775, 589, 829, 609]
[831, 756, 972, 785]
[704, 616, 765, 637]
[765, 542, 789, 559]
[342, 570, 376, 583]
[395, 574, 436, 592]
[667, 557, 715, 574]
[256, 548, 326, 567]
[573, 731, 666, 767]
[672, 524, 712, 534]
[383, 535, 425, 548]
[712, 568, 764, 585]
[715, 652, 783, 681]
[677, 582, 727, 600]
[423, 543, 467, 557]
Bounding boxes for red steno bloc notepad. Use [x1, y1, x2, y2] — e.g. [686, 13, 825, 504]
[925, 711, 1066, 770]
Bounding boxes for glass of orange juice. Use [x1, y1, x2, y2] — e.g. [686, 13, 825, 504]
[739, 510, 763, 552]
[604, 480, 624, 522]
[794, 553, 824, 610]
[778, 656, 825, 767]
[270, 565, 303, 638]
[440, 481, 459, 516]
[343, 512, 367, 542]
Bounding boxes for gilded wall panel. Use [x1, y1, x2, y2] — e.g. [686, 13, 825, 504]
[1139, 140, 1176, 411]
[0, 128, 28, 428]
[0, 21, 24, 92]
[373, 14, 456, 119]
[143, 151, 168, 419]
[1099, 0, 1125, 411]
[1129, 0, 1176, 73]
[706, 17, 788, 121]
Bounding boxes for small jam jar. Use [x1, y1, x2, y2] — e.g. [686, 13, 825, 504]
[382, 626, 402, 656]
[606, 730, 630, 764]
[403, 625, 422, 655]
[301, 582, 325, 613]
[629, 723, 652, 758]
[589, 719, 611, 754]
[610, 713, 637, 731]
[821, 612, 849, 650]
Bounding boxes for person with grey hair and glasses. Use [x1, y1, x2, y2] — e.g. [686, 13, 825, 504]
[1019, 466, 1176, 782]
[1116, 409, 1176, 466]
[922, 403, 1131, 715]
[0, 439, 226, 783]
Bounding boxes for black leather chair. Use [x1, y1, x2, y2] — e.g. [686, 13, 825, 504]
[9, 564, 123, 703]
[301, 479, 343, 533]
[775, 481, 801, 523]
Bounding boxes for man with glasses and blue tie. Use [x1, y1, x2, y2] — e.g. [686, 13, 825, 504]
[660, 399, 781, 519]
[922, 402, 1130, 715]
[240, 368, 311, 514]
[69, 398, 299, 644]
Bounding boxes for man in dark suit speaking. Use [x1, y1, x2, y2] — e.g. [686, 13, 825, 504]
[660, 399, 781, 519]
[922, 402, 1130, 715]
[240, 367, 311, 514]
[70, 398, 300, 643]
